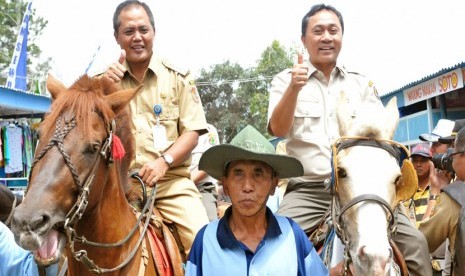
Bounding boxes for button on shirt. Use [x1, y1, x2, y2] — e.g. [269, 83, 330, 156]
[267, 62, 381, 182]
[186, 207, 328, 276]
[119, 56, 207, 181]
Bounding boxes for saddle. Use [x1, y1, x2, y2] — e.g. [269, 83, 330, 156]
[144, 206, 185, 276]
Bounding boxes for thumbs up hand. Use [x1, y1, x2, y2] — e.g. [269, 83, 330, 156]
[104, 49, 127, 83]
[289, 51, 309, 92]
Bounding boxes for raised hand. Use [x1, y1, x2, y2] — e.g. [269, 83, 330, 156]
[104, 49, 127, 83]
[289, 51, 309, 92]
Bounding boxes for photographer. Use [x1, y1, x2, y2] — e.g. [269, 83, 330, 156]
[419, 127, 465, 275]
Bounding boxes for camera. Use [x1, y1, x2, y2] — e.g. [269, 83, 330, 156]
[432, 148, 454, 173]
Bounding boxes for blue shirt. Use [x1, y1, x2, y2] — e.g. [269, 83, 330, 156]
[0, 221, 58, 276]
[186, 207, 328, 276]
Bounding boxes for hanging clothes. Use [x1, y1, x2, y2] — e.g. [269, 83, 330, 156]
[4, 124, 23, 174]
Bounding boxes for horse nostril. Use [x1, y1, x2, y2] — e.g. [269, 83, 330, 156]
[30, 213, 51, 231]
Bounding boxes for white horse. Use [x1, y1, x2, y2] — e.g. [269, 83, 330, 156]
[326, 93, 416, 275]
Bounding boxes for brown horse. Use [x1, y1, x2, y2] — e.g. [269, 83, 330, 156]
[11, 75, 182, 275]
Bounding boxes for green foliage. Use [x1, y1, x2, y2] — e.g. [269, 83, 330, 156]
[0, 0, 51, 91]
[197, 40, 294, 142]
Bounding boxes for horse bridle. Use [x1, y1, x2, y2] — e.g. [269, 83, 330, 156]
[330, 136, 409, 274]
[29, 114, 156, 274]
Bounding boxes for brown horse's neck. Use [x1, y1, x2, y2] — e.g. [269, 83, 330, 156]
[68, 165, 142, 275]
[78, 165, 136, 237]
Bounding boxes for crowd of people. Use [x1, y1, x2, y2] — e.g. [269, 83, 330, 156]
[1, 1, 464, 275]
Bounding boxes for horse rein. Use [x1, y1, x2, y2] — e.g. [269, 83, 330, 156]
[330, 136, 409, 274]
[29, 114, 155, 274]
[5, 195, 17, 226]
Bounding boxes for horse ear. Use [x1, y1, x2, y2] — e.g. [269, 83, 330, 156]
[104, 86, 142, 114]
[396, 159, 418, 203]
[383, 97, 399, 140]
[46, 74, 68, 100]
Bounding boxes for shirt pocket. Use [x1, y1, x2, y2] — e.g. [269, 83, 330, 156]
[159, 105, 180, 141]
[292, 99, 323, 139]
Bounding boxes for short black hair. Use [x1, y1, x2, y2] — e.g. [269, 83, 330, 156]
[113, 0, 155, 34]
[301, 4, 344, 36]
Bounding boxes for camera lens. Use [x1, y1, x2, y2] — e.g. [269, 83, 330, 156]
[432, 148, 455, 173]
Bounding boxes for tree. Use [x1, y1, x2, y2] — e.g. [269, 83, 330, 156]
[243, 40, 294, 138]
[197, 61, 248, 143]
[197, 40, 295, 142]
[0, 0, 51, 91]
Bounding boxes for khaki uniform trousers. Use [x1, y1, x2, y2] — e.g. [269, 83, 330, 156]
[278, 180, 433, 276]
[131, 177, 209, 255]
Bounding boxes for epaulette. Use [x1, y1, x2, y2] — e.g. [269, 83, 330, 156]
[162, 59, 190, 76]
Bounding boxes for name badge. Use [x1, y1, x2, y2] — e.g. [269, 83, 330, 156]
[153, 125, 168, 149]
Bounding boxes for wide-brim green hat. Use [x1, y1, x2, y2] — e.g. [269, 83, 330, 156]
[199, 125, 303, 179]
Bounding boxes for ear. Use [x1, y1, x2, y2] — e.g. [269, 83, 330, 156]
[221, 177, 230, 197]
[104, 85, 142, 115]
[384, 97, 399, 140]
[269, 177, 279, 196]
[396, 159, 418, 203]
[46, 74, 68, 101]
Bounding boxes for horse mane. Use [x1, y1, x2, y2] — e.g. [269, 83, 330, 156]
[355, 124, 382, 140]
[41, 75, 135, 193]
[341, 100, 395, 140]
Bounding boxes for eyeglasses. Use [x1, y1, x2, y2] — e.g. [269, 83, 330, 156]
[450, 151, 465, 159]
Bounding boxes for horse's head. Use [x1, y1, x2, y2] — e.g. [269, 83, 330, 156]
[334, 93, 408, 275]
[11, 74, 140, 266]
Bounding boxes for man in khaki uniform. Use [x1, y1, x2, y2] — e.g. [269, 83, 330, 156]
[103, 0, 209, 255]
[267, 4, 431, 275]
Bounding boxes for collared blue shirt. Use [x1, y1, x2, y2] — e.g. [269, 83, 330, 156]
[0, 221, 58, 276]
[186, 207, 328, 276]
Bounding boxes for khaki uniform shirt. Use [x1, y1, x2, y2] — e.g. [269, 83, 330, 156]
[419, 193, 460, 272]
[268, 62, 381, 182]
[189, 124, 219, 184]
[119, 55, 207, 181]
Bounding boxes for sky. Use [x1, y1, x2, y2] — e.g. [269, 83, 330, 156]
[32, 0, 465, 95]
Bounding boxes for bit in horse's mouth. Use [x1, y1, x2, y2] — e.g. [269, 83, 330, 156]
[33, 222, 66, 266]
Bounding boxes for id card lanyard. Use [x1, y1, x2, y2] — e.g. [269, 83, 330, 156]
[153, 104, 168, 149]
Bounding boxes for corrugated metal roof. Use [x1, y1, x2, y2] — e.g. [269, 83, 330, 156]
[0, 86, 51, 117]
[382, 62, 465, 99]
[0, 85, 50, 99]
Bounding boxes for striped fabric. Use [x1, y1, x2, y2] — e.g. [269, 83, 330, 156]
[405, 185, 431, 228]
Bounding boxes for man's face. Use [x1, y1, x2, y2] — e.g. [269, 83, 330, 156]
[301, 9, 342, 70]
[430, 142, 449, 155]
[222, 160, 278, 218]
[452, 142, 465, 181]
[411, 155, 431, 179]
[115, 5, 154, 65]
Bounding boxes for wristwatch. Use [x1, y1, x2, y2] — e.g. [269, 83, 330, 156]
[429, 194, 439, 201]
[161, 154, 174, 167]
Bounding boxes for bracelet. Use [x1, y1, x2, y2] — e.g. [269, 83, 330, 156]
[429, 194, 439, 201]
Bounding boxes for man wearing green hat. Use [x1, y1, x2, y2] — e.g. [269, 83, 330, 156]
[185, 125, 328, 275]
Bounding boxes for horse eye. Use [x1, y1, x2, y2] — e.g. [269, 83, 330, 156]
[84, 143, 101, 155]
[338, 168, 347, 178]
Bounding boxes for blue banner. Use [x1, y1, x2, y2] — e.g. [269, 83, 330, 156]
[6, 1, 33, 91]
